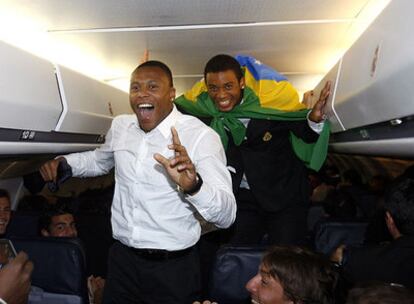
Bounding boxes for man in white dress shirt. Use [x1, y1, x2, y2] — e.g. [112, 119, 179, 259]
[40, 61, 236, 303]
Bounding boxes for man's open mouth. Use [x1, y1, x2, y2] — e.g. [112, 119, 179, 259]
[137, 103, 155, 119]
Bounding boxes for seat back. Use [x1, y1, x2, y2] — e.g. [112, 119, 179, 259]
[314, 220, 368, 255]
[208, 246, 264, 304]
[12, 237, 88, 303]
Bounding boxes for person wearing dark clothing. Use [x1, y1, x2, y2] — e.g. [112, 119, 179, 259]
[176, 54, 331, 245]
[344, 235, 414, 289]
[332, 175, 414, 289]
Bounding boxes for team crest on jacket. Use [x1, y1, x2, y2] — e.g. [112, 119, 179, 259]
[262, 131, 272, 142]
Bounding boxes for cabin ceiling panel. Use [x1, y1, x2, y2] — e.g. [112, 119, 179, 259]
[52, 22, 350, 78]
[3, 0, 368, 30]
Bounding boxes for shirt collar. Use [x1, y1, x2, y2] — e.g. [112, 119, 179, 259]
[153, 105, 180, 139]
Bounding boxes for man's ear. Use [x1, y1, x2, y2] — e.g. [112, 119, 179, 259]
[169, 87, 176, 102]
[41, 229, 50, 237]
[240, 77, 246, 89]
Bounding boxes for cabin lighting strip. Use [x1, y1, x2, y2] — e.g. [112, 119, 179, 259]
[49, 19, 355, 34]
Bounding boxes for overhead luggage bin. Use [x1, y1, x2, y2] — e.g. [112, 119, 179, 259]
[334, 0, 414, 130]
[0, 41, 130, 156]
[0, 41, 62, 132]
[55, 64, 129, 135]
[313, 0, 414, 158]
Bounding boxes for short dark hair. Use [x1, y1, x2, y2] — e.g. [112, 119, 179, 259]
[262, 246, 337, 304]
[384, 176, 414, 235]
[204, 54, 243, 82]
[38, 201, 74, 234]
[132, 60, 173, 87]
[0, 189, 10, 201]
[346, 282, 414, 304]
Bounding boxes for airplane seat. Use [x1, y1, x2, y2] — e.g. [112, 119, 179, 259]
[307, 204, 326, 232]
[208, 246, 265, 304]
[6, 212, 40, 237]
[11, 237, 88, 304]
[313, 219, 369, 256]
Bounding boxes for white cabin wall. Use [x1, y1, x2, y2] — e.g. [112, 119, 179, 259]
[0, 177, 24, 210]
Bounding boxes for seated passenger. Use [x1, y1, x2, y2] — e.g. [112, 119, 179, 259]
[39, 203, 77, 238]
[332, 175, 414, 288]
[195, 245, 338, 304]
[246, 246, 337, 304]
[0, 189, 11, 237]
[39, 203, 104, 304]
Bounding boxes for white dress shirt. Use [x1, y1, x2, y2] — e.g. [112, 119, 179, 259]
[65, 106, 236, 250]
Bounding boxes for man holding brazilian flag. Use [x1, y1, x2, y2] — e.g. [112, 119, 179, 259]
[175, 54, 331, 245]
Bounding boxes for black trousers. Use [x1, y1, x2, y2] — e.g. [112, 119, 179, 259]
[102, 241, 201, 304]
[228, 188, 309, 246]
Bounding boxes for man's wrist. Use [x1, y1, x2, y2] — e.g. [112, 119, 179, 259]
[307, 111, 325, 134]
[177, 173, 203, 196]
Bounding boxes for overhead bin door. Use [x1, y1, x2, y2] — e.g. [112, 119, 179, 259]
[0, 41, 62, 131]
[333, 0, 414, 130]
[55, 65, 129, 135]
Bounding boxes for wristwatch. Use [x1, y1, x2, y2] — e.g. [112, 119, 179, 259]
[177, 173, 203, 195]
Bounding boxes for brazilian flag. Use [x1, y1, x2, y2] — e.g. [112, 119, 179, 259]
[175, 55, 329, 171]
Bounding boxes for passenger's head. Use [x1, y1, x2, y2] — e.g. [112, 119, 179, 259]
[129, 60, 176, 132]
[204, 54, 245, 112]
[384, 176, 414, 237]
[246, 246, 337, 304]
[0, 189, 11, 235]
[39, 203, 77, 238]
[346, 282, 414, 304]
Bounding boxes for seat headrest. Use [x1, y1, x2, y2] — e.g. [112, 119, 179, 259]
[209, 246, 265, 304]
